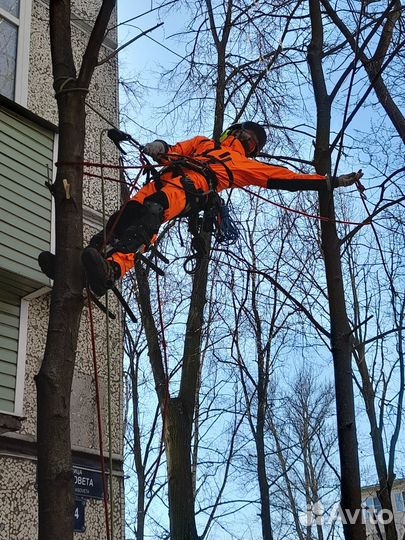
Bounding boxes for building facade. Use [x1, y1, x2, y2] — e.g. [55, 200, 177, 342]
[0, 1, 124, 537]
[362, 480, 405, 539]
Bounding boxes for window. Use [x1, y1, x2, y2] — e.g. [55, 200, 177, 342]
[394, 491, 405, 513]
[0, 0, 32, 104]
[372, 496, 382, 514]
[363, 496, 382, 522]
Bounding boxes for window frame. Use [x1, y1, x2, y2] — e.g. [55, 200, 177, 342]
[0, 0, 32, 106]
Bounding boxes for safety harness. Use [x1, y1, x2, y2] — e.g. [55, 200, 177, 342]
[154, 143, 239, 273]
[108, 130, 239, 275]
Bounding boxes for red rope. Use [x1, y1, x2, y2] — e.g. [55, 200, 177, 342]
[56, 160, 149, 170]
[86, 289, 111, 540]
[241, 187, 371, 227]
[83, 171, 132, 184]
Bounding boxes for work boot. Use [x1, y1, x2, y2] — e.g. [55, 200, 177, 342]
[38, 251, 55, 280]
[81, 247, 121, 297]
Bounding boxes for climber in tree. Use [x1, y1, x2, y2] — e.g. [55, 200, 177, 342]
[39, 121, 363, 296]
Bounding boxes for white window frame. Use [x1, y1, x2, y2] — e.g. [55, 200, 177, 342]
[0, 0, 32, 106]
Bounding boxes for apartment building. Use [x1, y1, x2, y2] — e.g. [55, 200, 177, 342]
[362, 479, 405, 539]
[0, 1, 124, 537]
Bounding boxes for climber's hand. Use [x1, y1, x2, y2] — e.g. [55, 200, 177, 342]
[142, 140, 168, 161]
[335, 169, 364, 187]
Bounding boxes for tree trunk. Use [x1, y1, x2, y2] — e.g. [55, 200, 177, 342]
[135, 233, 211, 538]
[36, 2, 116, 537]
[36, 91, 86, 539]
[319, 195, 364, 540]
[307, 0, 365, 538]
[128, 348, 146, 540]
[256, 426, 273, 540]
[165, 398, 199, 540]
[251, 261, 273, 540]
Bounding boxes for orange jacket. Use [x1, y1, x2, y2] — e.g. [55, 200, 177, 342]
[162, 135, 328, 192]
[111, 136, 328, 277]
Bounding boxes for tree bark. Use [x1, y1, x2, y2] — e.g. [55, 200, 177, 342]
[169, 234, 211, 540]
[354, 341, 398, 540]
[251, 266, 273, 540]
[36, 89, 86, 540]
[307, 0, 365, 538]
[165, 398, 199, 540]
[135, 241, 211, 539]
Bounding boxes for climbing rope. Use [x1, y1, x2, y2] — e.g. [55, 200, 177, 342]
[240, 186, 371, 227]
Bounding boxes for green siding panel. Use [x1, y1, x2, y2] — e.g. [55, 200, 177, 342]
[0, 386, 15, 401]
[0, 105, 54, 292]
[0, 360, 17, 377]
[1, 153, 54, 194]
[0, 291, 20, 414]
[1, 175, 51, 211]
[2, 248, 47, 285]
[0, 108, 53, 157]
[0, 348, 19, 365]
[0, 269, 45, 297]
[0, 399, 14, 413]
[1, 221, 50, 252]
[0, 194, 51, 234]
[0, 334, 18, 352]
[0, 372, 16, 389]
[0, 322, 19, 341]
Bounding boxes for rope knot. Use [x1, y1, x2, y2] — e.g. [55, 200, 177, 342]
[54, 77, 89, 97]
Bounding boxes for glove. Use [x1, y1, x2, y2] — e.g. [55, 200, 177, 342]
[335, 169, 363, 187]
[143, 140, 168, 161]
